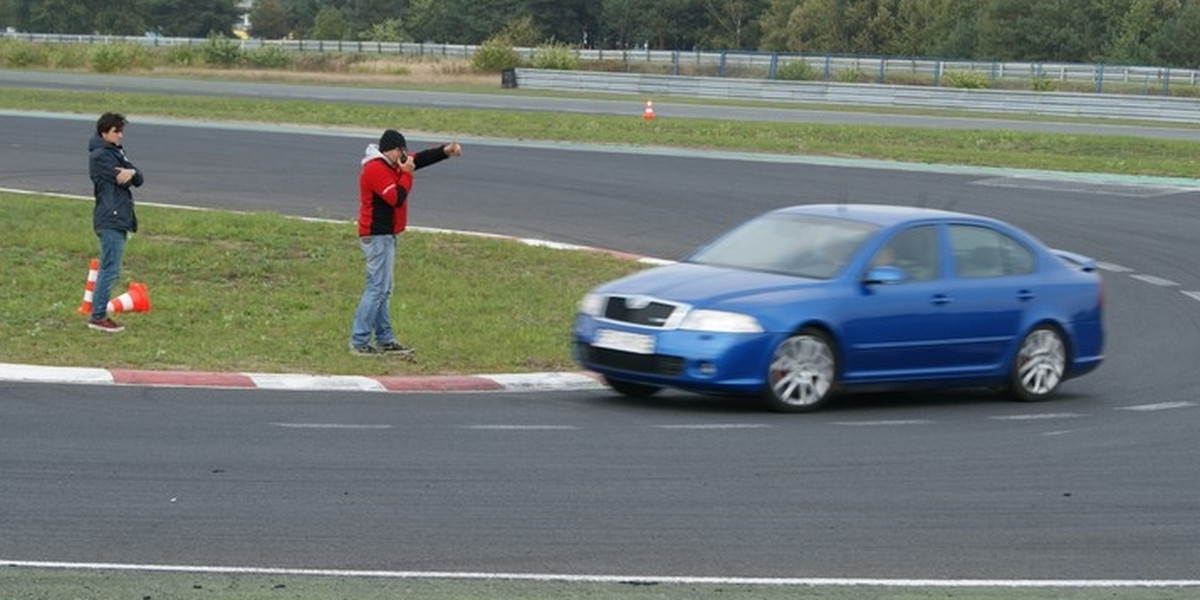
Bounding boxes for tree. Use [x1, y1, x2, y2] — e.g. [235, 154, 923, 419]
[25, 0, 92, 33]
[148, 0, 239, 38]
[309, 5, 351, 39]
[1148, 0, 1200, 66]
[702, 0, 767, 49]
[977, 0, 1102, 62]
[94, 0, 149, 35]
[757, 0, 804, 50]
[250, 0, 291, 39]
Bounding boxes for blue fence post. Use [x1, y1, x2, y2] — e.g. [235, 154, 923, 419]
[768, 53, 778, 80]
[718, 51, 726, 77]
[877, 56, 886, 83]
[934, 60, 942, 87]
[1163, 68, 1170, 96]
[1095, 64, 1104, 94]
[824, 53, 831, 80]
[673, 50, 679, 76]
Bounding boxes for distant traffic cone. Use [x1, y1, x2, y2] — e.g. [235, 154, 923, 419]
[75, 258, 99, 315]
[643, 100, 655, 120]
[106, 282, 151, 314]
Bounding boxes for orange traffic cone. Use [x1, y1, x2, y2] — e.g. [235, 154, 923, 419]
[643, 100, 655, 120]
[76, 258, 99, 315]
[107, 282, 151, 314]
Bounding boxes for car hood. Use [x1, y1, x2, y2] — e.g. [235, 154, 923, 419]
[595, 262, 825, 307]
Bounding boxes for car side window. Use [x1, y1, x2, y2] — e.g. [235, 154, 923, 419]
[950, 225, 1035, 278]
[869, 225, 939, 282]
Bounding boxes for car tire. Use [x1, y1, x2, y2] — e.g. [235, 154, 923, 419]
[605, 376, 662, 398]
[763, 328, 838, 413]
[1009, 325, 1067, 402]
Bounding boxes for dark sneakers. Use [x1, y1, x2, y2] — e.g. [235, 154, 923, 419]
[350, 344, 382, 356]
[378, 341, 415, 356]
[87, 318, 124, 333]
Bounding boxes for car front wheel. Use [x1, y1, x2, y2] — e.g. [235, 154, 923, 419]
[1010, 325, 1066, 402]
[764, 329, 837, 413]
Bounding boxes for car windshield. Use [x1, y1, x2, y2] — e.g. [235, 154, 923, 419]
[686, 213, 879, 279]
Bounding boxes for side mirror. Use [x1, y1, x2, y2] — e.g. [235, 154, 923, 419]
[864, 265, 906, 285]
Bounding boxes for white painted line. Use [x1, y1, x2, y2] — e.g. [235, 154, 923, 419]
[245, 373, 387, 392]
[1182, 291, 1200, 303]
[4, 560, 1199, 588]
[990, 413, 1085, 421]
[1096, 262, 1134, 273]
[1129, 274, 1179, 286]
[270, 423, 393, 429]
[653, 424, 772, 430]
[0, 362, 113, 385]
[832, 420, 933, 426]
[1117, 402, 1197, 412]
[465, 425, 580, 430]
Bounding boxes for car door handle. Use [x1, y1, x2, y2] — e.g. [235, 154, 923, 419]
[1017, 289, 1036, 301]
[931, 294, 952, 305]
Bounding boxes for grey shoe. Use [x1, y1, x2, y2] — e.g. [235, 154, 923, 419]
[350, 344, 381, 356]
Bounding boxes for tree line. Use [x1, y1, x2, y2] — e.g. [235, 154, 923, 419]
[3, 0, 1199, 68]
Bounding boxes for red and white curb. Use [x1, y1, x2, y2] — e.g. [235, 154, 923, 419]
[0, 362, 606, 393]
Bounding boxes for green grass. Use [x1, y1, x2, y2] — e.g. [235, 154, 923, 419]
[0, 192, 642, 375]
[3, 87, 1200, 178]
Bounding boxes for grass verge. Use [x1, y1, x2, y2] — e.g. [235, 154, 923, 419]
[0, 192, 642, 375]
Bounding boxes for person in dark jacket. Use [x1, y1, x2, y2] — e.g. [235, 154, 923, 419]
[87, 112, 144, 333]
[350, 129, 462, 355]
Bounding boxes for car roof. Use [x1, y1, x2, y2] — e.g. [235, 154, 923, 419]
[773, 203, 991, 228]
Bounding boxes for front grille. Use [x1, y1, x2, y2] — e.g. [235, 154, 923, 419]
[602, 296, 679, 328]
[579, 344, 684, 376]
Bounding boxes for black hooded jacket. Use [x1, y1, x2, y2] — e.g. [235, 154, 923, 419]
[88, 133, 144, 233]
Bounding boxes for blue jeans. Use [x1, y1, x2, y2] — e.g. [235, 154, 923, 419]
[350, 234, 397, 348]
[92, 228, 127, 322]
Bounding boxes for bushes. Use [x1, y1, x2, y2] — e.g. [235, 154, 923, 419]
[244, 45, 292, 69]
[531, 42, 578, 70]
[944, 70, 991, 89]
[201, 35, 242, 68]
[91, 43, 154, 72]
[472, 36, 521, 72]
[775, 59, 817, 81]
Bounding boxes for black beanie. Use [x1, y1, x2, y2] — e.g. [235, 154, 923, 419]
[379, 129, 406, 152]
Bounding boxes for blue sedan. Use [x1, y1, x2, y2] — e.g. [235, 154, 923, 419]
[572, 204, 1105, 412]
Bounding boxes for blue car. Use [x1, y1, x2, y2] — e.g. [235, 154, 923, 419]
[573, 204, 1105, 412]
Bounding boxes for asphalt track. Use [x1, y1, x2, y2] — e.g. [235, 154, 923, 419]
[2, 78, 1200, 582]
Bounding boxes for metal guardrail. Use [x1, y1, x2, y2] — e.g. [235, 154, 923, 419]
[4, 31, 1199, 93]
[511, 69, 1200, 125]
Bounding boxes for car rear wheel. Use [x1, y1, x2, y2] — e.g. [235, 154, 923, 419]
[764, 329, 837, 413]
[1010, 325, 1066, 402]
[605, 376, 662, 398]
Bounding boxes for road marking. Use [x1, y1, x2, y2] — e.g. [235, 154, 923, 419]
[4, 560, 1200, 587]
[1117, 402, 1197, 412]
[971, 177, 1189, 198]
[1129, 274, 1179, 286]
[990, 413, 1085, 421]
[270, 423, 392, 429]
[832, 420, 933, 426]
[653, 424, 772, 430]
[464, 425, 580, 430]
[1182, 291, 1200, 303]
[1096, 261, 1134, 273]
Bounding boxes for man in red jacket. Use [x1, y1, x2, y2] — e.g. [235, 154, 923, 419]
[350, 129, 462, 355]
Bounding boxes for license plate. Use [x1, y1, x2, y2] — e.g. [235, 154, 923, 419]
[593, 329, 656, 355]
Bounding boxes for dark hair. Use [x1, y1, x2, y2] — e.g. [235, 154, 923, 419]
[96, 112, 127, 135]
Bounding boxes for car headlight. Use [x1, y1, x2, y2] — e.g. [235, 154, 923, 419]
[679, 309, 763, 333]
[578, 293, 604, 317]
